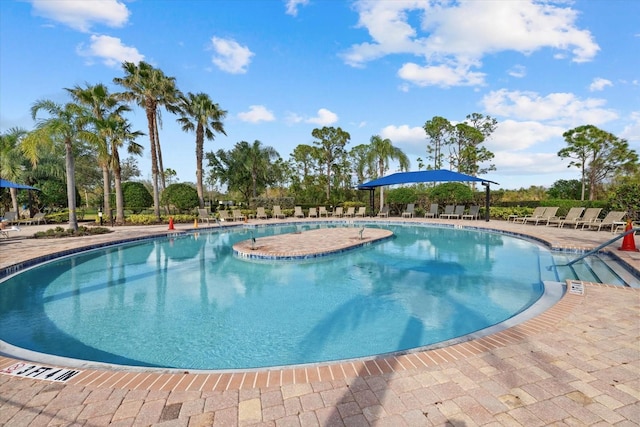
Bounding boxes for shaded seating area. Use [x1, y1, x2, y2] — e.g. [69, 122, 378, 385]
[441, 204, 465, 219]
[402, 203, 415, 218]
[546, 207, 584, 228]
[377, 206, 389, 218]
[439, 205, 455, 219]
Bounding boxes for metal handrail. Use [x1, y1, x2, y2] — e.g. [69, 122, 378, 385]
[559, 227, 639, 267]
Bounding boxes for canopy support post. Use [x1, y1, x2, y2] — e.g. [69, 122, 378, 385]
[482, 181, 490, 222]
[369, 189, 375, 217]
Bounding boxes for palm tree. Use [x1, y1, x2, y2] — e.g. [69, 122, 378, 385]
[243, 140, 279, 199]
[66, 83, 128, 223]
[114, 61, 181, 221]
[365, 135, 410, 208]
[23, 100, 97, 231]
[97, 114, 144, 223]
[177, 92, 227, 208]
[0, 128, 28, 215]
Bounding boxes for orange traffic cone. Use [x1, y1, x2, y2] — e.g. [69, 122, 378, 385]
[619, 220, 638, 252]
[168, 217, 175, 230]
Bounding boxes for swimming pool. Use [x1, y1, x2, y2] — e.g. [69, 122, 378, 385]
[0, 223, 548, 370]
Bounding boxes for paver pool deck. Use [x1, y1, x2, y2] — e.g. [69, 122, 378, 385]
[0, 217, 638, 426]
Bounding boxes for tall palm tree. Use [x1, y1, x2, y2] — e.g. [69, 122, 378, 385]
[23, 100, 97, 231]
[114, 61, 181, 221]
[177, 92, 227, 208]
[243, 140, 279, 199]
[365, 135, 410, 208]
[66, 83, 128, 223]
[98, 114, 144, 223]
[0, 128, 28, 215]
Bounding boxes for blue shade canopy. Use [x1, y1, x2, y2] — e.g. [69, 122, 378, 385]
[358, 170, 498, 189]
[0, 178, 39, 190]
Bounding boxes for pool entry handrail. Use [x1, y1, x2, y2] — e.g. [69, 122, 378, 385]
[559, 227, 639, 267]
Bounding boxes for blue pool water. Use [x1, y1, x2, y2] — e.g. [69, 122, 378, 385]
[0, 223, 546, 370]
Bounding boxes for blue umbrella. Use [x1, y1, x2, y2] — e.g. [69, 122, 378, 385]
[0, 178, 39, 190]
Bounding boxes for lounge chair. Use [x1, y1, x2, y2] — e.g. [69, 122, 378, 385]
[318, 206, 329, 217]
[377, 206, 389, 218]
[441, 205, 464, 219]
[198, 208, 213, 225]
[425, 203, 439, 218]
[583, 211, 626, 232]
[1, 212, 18, 225]
[355, 207, 366, 217]
[462, 205, 480, 220]
[0, 225, 21, 239]
[308, 207, 317, 218]
[233, 209, 245, 221]
[344, 207, 355, 217]
[273, 205, 286, 219]
[294, 206, 305, 218]
[528, 207, 559, 225]
[31, 212, 47, 225]
[332, 207, 344, 218]
[514, 206, 546, 224]
[402, 203, 415, 218]
[573, 208, 603, 229]
[546, 207, 584, 228]
[256, 207, 268, 219]
[218, 210, 233, 221]
[439, 205, 454, 218]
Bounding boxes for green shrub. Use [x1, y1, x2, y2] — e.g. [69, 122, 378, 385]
[429, 183, 474, 205]
[33, 226, 112, 238]
[161, 183, 199, 212]
[122, 181, 153, 214]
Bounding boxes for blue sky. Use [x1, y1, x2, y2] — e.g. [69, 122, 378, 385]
[1, 0, 639, 190]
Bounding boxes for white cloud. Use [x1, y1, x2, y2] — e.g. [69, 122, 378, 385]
[237, 105, 276, 123]
[488, 120, 564, 151]
[77, 35, 144, 67]
[285, 108, 338, 126]
[589, 77, 613, 92]
[380, 124, 425, 143]
[285, 0, 309, 17]
[305, 108, 338, 125]
[342, 0, 598, 87]
[210, 37, 254, 74]
[492, 151, 568, 175]
[481, 89, 618, 126]
[620, 112, 640, 143]
[398, 62, 485, 87]
[30, 0, 129, 32]
[507, 65, 526, 78]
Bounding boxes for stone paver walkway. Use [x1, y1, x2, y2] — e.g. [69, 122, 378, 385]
[0, 217, 638, 426]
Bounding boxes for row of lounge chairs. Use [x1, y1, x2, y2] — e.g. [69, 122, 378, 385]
[510, 207, 627, 232]
[199, 206, 370, 222]
[0, 211, 47, 226]
[377, 204, 480, 220]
